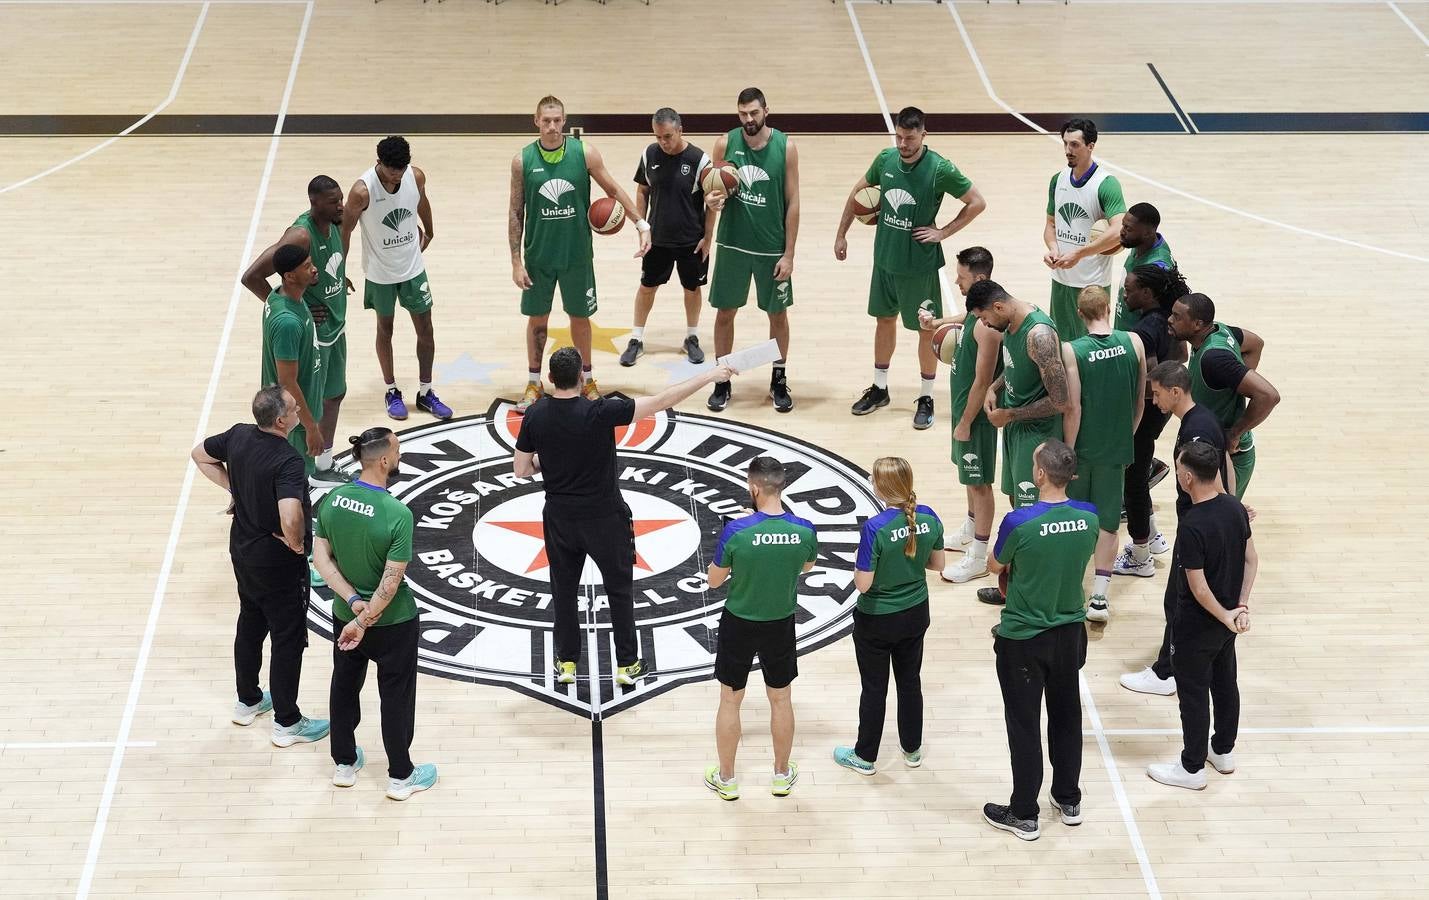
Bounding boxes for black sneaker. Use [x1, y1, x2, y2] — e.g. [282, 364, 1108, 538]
[707, 381, 731, 412]
[1148, 457, 1170, 489]
[619, 339, 644, 367]
[770, 371, 793, 413]
[683, 335, 705, 364]
[850, 385, 890, 416]
[1048, 790, 1083, 826]
[983, 803, 1040, 841]
[913, 396, 934, 430]
[976, 587, 1006, 606]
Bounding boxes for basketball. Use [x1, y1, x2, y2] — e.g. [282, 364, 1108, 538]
[1090, 221, 1121, 256]
[700, 162, 739, 197]
[588, 196, 625, 235]
[853, 185, 881, 225]
[932, 322, 961, 365]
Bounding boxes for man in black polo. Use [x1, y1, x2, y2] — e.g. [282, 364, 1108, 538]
[514, 347, 736, 686]
[192, 385, 330, 747]
[620, 107, 716, 366]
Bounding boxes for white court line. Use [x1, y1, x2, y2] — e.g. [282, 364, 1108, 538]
[0, 0, 302, 5]
[0, 741, 157, 750]
[0, 2, 209, 195]
[1081, 674, 1163, 900]
[940, 0, 1429, 265]
[1388, 0, 1429, 48]
[850, 0, 1429, 5]
[1095, 725, 1429, 736]
[74, 3, 314, 898]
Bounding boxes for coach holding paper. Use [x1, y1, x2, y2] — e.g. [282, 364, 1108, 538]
[514, 347, 738, 687]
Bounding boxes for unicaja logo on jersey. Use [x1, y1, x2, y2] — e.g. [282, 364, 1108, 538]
[1056, 201, 1091, 245]
[322, 251, 344, 298]
[538, 179, 577, 219]
[382, 207, 413, 231]
[736, 165, 770, 207]
[882, 188, 916, 230]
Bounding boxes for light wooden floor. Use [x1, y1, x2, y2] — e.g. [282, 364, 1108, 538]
[3, 0, 1429, 897]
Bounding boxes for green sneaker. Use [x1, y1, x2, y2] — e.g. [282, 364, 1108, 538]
[555, 660, 577, 685]
[615, 659, 646, 686]
[902, 747, 923, 768]
[309, 562, 326, 588]
[704, 765, 739, 801]
[771, 762, 799, 797]
[833, 746, 876, 776]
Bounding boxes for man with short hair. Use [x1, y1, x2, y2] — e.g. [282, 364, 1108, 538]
[704, 457, 818, 801]
[314, 426, 438, 802]
[192, 386, 330, 748]
[243, 175, 354, 486]
[620, 108, 715, 368]
[342, 135, 453, 422]
[511, 96, 650, 409]
[513, 348, 737, 688]
[1044, 117, 1127, 340]
[260, 244, 325, 473]
[983, 440, 1097, 841]
[835, 105, 987, 430]
[1114, 201, 1175, 330]
[1147, 441, 1256, 791]
[706, 87, 801, 413]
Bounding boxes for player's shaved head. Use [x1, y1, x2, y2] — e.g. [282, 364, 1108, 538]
[748, 457, 787, 494]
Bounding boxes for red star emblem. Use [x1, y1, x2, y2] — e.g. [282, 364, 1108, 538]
[485, 517, 685, 575]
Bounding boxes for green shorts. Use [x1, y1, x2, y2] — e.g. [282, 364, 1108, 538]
[951, 410, 997, 486]
[318, 332, 346, 399]
[365, 272, 433, 318]
[1001, 417, 1058, 508]
[1049, 281, 1108, 341]
[869, 266, 942, 330]
[521, 259, 597, 318]
[1066, 460, 1125, 533]
[1232, 445, 1255, 499]
[286, 422, 316, 476]
[709, 247, 792, 313]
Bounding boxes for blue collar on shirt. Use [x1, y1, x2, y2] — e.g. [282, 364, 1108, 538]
[353, 480, 388, 493]
[1069, 161, 1098, 189]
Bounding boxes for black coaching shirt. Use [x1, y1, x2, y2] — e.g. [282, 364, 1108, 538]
[634, 142, 710, 247]
[516, 394, 637, 515]
[203, 423, 312, 567]
[1173, 404, 1230, 516]
[1173, 493, 1252, 631]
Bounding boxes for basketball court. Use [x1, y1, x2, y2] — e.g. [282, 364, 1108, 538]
[3, 0, 1428, 897]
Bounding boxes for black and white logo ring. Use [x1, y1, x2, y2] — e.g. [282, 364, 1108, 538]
[309, 399, 880, 717]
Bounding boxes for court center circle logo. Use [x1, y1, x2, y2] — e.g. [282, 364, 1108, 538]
[308, 399, 880, 717]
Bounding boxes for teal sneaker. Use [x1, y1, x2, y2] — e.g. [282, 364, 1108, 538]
[387, 763, 438, 801]
[704, 765, 739, 801]
[232, 690, 272, 726]
[309, 562, 326, 588]
[272, 716, 331, 748]
[333, 747, 365, 787]
[902, 747, 923, 768]
[771, 761, 799, 797]
[833, 746, 876, 776]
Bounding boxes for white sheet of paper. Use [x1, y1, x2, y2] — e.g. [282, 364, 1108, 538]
[717, 339, 782, 373]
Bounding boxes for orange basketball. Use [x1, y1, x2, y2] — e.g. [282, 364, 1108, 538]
[932, 322, 961, 365]
[588, 197, 625, 235]
[700, 162, 739, 197]
[852, 185, 881, 225]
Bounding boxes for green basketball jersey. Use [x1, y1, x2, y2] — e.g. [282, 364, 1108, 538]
[716, 128, 787, 256]
[260, 290, 323, 417]
[863, 147, 972, 275]
[994, 500, 1098, 640]
[1191, 323, 1254, 452]
[1116, 235, 1175, 330]
[855, 505, 944, 615]
[1069, 330, 1139, 464]
[293, 211, 346, 344]
[316, 481, 417, 627]
[1000, 308, 1057, 413]
[522, 138, 593, 269]
[714, 511, 818, 622]
[950, 318, 1004, 421]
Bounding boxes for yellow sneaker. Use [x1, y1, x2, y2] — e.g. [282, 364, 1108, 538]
[516, 381, 544, 411]
[582, 377, 601, 401]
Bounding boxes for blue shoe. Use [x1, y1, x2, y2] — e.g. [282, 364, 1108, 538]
[387, 763, 438, 801]
[833, 746, 876, 776]
[416, 389, 452, 420]
[385, 388, 408, 421]
[333, 747, 365, 787]
[232, 690, 272, 726]
[272, 715, 331, 748]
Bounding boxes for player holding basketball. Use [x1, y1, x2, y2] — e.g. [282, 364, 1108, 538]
[704, 87, 801, 413]
[1044, 118, 1127, 340]
[511, 96, 651, 410]
[835, 106, 987, 430]
[341, 136, 453, 422]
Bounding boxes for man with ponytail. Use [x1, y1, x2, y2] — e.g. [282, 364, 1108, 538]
[833, 458, 945, 776]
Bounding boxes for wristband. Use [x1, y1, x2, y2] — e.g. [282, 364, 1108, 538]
[634, 219, 651, 233]
[346, 593, 363, 610]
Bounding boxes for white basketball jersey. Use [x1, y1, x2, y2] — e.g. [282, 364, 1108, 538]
[1050, 161, 1115, 289]
[358, 166, 425, 284]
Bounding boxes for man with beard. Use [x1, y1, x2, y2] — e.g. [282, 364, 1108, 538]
[1114, 202, 1175, 330]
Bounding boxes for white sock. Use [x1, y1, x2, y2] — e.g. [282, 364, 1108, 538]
[315, 449, 333, 470]
[920, 374, 935, 398]
[970, 539, 988, 559]
[873, 367, 889, 390]
[1093, 573, 1110, 596]
[418, 382, 432, 396]
[528, 369, 541, 384]
[631, 326, 645, 341]
[964, 515, 976, 535]
[385, 381, 397, 391]
[1149, 513, 1160, 537]
[687, 326, 699, 338]
[1131, 541, 1151, 563]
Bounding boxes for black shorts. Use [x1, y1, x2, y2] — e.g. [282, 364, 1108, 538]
[641, 243, 709, 290]
[714, 609, 797, 691]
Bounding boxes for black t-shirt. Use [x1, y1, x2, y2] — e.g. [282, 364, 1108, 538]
[1174, 404, 1229, 516]
[516, 394, 637, 514]
[1173, 493, 1252, 629]
[203, 423, 311, 567]
[1132, 308, 1173, 367]
[634, 142, 710, 247]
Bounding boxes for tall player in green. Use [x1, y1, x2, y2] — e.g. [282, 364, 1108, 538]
[1044, 118, 1127, 340]
[1061, 286, 1145, 623]
[243, 176, 353, 487]
[1115, 202, 1175, 330]
[259, 245, 324, 476]
[705, 87, 801, 414]
[835, 106, 987, 430]
[509, 95, 651, 410]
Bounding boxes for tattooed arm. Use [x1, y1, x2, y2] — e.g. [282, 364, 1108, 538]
[510, 155, 532, 289]
[360, 560, 410, 624]
[1004, 323, 1070, 423]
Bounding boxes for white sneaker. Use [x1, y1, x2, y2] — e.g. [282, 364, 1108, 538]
[1112, 547, 1156, 577]
[1149, 532, 1170, 555]
[1119, 667, 1177, 696]
[1208, 750, 1235, 774]
[941, 553, 988, 584]
[1147, 761, 1207, 790]
[945, 519, 974, 552]
[1086, 595, 1110, 622]
[333, 747, 365, 787]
